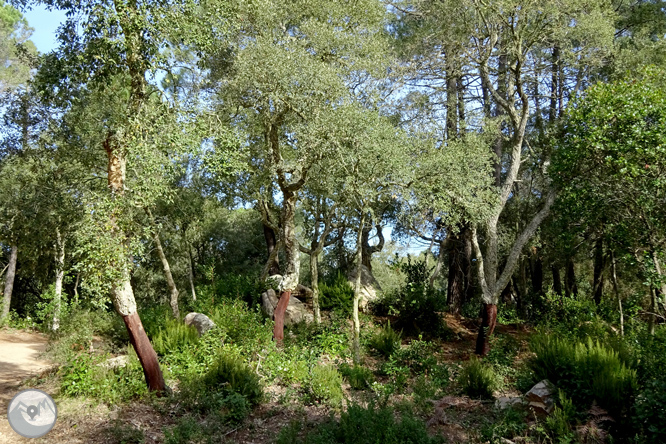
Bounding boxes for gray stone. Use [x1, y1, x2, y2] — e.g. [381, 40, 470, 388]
[99, 355, 129, 369]
[261, 289, 313, 325]
[525, 380, 556, 416]
[348, 265, 382, 312]
[184, 312, 216, 336]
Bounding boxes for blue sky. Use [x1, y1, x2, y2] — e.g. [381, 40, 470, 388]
[24, 5, 66, 54]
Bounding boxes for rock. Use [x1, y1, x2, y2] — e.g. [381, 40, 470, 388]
[184, 312, 216, 336]
[294, 284, 313, 302]
[495, 396, 524, 410]
[99, 355, 129, 369]
[348, 265, 382, 312]
[260, 289, 313, 325]
[525, 380, 556, 416]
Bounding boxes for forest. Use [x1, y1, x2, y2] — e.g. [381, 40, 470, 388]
[0, 0, 665, 443]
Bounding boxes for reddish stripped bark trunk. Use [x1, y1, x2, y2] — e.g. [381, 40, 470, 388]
[475, 303, 497, 356]
[273, 290, 291, 345]
[122, 312, 166, 392]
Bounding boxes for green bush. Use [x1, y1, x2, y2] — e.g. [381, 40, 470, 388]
[527, 334, 637, 415]
[151, 317, 199, 356]
[480, 407, 527, 443]
[60, 349, 148, 404]
[308, 364, 343, 406]
[320, 272, 354, 314]
[458, 356, 500, 399]
[634, 378, 666, 442]
[339, 363, 374, 390]
[369, 322, 402, 357]
[203, 353, 263, 405]
[390, 338, 437, 374]
[276, 404, 445, 444]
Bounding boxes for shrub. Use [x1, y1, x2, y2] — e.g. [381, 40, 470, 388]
[480, 407, 527, 443]
[390, 338, 437, 374]
[151, 317, 199, 356]
[527, 334, 637, 415]
[308, 364, 343, 406]
[458, 356, 500, 399]
[320, 272, 354, 314]
[369, 321, 402, 357]
[634, 378, 666, 442]
[339, 363, 374, 390]
[276, 404, 445, 444]
[203, 353, 263, 405]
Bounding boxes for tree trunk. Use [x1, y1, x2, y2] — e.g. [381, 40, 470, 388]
[530, 247, 544, 295]
[593, 237, 604, 305]
[649, 287, 657, 336]
[551, 264, 562, 295]
[447, 232, 465, 313]
[565, 258, 578, 298]
[462, 226, 473, 304]
[273, 192, 299, 343]
[429, 239, 446, 289]
[187, 247, 196, 301]
[611, 251, 623, 336]
[106, 140, 166, 393]
[475, 303, 497, 356]
[310, 252, 321, 324]
[1, 244, 18, 324]
[263, 222, 280, 276]
[273, 290, 291, 345]
[352, 214, 365, 364]
[152, 227, 180, 318]
[361, 223, 384, 273]
[53, 228, 65, 331]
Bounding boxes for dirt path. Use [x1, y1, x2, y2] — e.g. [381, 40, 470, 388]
[0, 329, 51, 443]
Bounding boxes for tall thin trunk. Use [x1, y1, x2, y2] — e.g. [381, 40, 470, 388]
[565, 258, 578, 298]
[593, 237, 604, 305]
[530, 247, 544, 295]
[429, 239, 446, 289]
[549, 45, 560, 123]
[310, 252, 321, 324]
[274, 192, 299, 344]
[447, 231, 465, 313]
[1, 244, 18, 324]
[649, 287, 657, 336]
[73, 272, 80, 302]
[106, 139, 166, 393]
[611, 251, 623, 336]
[361, 223, 384, 273]
[462, 226, 473, 304]
[551, 264, 562, 295]
[187, 247, 196, 301]
[152, 227, 179, 318]
[352, 214, 365, 364]
[53, 228, 65, 331]
[263, 222, 280, 276]
[476, 303, 498, 356]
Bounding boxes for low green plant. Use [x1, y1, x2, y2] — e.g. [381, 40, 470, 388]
[458, 356, 500, 399]
[527, 334, 637, 415]
[276, 403, 445, 444]
[544, 391, 577, 441]
[203, 353, 263, 405]
[151, 317, 199, 356]
[486, 334, 521, 368]
[369, 321, 402, 357]
[320, 272, 354, 314]
[339, 363, 374, 390]
[391, 337, 437, 374]
[634, 377, 666, 442]
[480, 407, 527, 443]
[308, 364, 343, 406]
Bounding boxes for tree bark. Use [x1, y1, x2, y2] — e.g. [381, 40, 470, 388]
[152, 228, 179, 318]
[530, 247, 544, 296]
[611, 251, 623, 336]
[273, 290, 291, 345]
[565, 258, 578, 298]
[593, 237, 604, 305]
[106, 140, 166, 393]
[1, 244, 18, 324]
[475, 303, 497, 356]
[263, 222, 280, 276]
[53, 228, 65, 331]
[273, 192, 300, 343]
[447, 231, 465, 313]
[310, 252, 321, 324]
[361, 223, 384, 273]
[187, 247, 196, 301]
[551, 264, 562, 295]
[352, 214, 365, 364]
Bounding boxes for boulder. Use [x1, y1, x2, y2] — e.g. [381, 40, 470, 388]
[525, 380, 556, 416]
[348, 265, 382, 311]
[184, 312, 216, 336]
[99, 355, 129, 369]
[261, 288, 314, 325]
